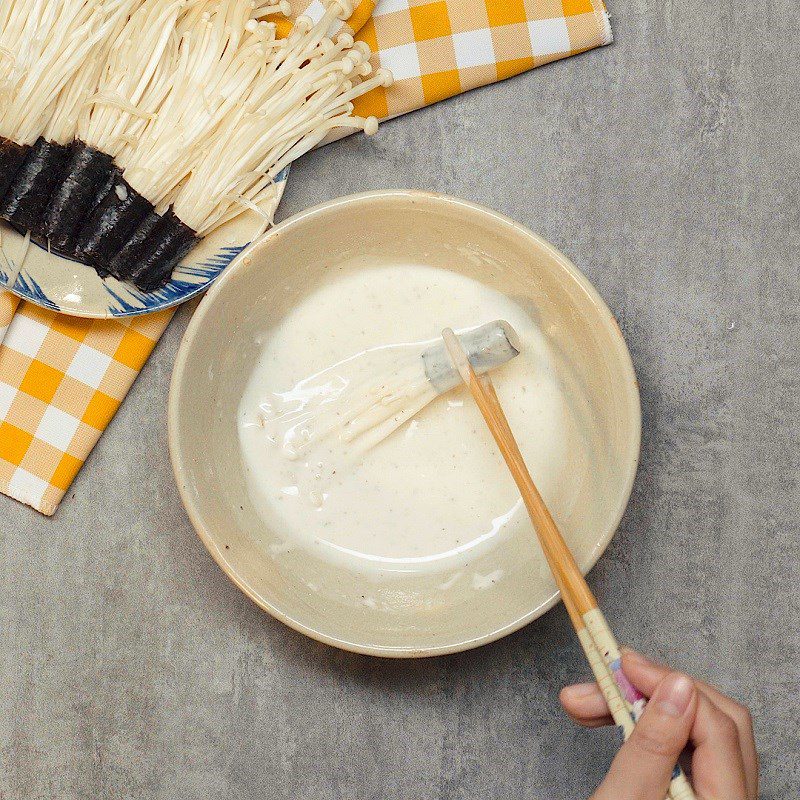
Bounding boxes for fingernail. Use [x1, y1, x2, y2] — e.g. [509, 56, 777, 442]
[654, 673, 695, 717]
[565, 682, 600, 698]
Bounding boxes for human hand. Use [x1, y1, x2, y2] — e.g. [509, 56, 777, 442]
[560, 650, 758, 800]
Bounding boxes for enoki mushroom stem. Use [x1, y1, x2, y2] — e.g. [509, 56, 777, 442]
[0, 0, 393, 292]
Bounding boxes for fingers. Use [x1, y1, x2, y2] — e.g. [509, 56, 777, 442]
[593, 672, 697, 800]
[559, 683, 613, 728]
[714, 702, 757, 800]
[621, 650, 758, 800]
[686, 682, 757, 799]
[560, 651, 758, 800]
[619, 648, 669, 693]
[690, 692, 749, 800]
[680, 680, 757, 799]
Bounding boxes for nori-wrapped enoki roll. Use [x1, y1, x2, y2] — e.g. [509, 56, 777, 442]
[40, 142, 117, 257]
[33, 0, 143, 250]
[1, 0, 392, 296]
[76, 177, 153, 269]
[0, 138, 71, 231]
[0, 1, 118, 227]
[109, 208, 198, 290]
[109, 0, 391, 292]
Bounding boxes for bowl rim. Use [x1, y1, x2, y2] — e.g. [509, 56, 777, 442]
[168, 189, 642, 658]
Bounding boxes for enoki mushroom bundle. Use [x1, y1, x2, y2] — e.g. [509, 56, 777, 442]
[0, 0, 129, 200]
[0, 0, 391, 291]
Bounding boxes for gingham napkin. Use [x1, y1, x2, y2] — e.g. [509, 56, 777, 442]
[0, 0, 611, 515]
[351, 0, 611, 118]
[0, 293, 171, 514]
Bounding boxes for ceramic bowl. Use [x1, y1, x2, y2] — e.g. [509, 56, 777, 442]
[0, 170, 287, 318]
[169, 190, 641, 657]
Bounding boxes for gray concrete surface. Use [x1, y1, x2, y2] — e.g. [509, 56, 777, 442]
[2, 2, 799, 798]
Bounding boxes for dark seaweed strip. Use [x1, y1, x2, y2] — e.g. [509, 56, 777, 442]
[0, 138, 70, 234]
[41, 141, 117, 257]
[106, 207, 162, 280]
[111, 208, 199, 291]
[133, 225, 197, 291]
[0, 137, 30, 199]
[75, 177, 153, 270]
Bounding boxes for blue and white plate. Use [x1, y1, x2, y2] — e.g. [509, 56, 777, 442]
[0, 168, 288, 318]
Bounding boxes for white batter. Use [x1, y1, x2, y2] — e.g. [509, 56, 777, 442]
[238, 264, 588, 576]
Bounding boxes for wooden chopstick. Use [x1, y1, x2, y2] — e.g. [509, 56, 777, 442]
[441, 329, 696, 800]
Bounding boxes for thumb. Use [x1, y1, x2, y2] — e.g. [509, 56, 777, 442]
[593, 672, 697, 800]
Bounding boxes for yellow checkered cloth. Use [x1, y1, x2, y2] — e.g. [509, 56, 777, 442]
[0, 0, 611, 515]
[0, 291, 171, 514]
[286, 0, 612, 117]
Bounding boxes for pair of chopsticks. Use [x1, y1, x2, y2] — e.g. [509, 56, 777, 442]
[441, 329, 696, 800]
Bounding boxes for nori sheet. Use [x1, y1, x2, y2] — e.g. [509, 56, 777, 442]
[0, 137, 70, 234]
[75, 177, 153, 269]
[109, 208, 199, 291]
[105, 207, 161, 280]
[1, 137, 200, 289]
[0, 137, 30, 200]
[41, 141, 117, 257]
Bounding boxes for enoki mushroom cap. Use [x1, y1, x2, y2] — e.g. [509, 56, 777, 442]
[336, 32, 355, 49]
[169, 0, 390, 234]
[376, 68, 393, 87]
[294, 15, 313, 33]
[332, 0, 355, 21]
[352, 41, 372, 59]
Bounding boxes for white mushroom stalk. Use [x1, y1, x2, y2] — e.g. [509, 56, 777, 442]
[253, 1, 291, 19]
[0, 2, 44, 93]
[0, 0, 393, 293]
[172, 1, 393, 235]
[78, 0, 190, 158]
[45, 0, 146, 145]
[0, 0, 112, 145]
[121, 0, 286, 205]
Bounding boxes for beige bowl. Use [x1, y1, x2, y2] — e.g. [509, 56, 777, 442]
[169, 190, 641, 657]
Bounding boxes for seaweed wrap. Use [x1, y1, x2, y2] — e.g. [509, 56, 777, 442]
[104, 207, 163, 281]
[0, 0, 118, 220]
[40, 142, 118, 257]
[0, 0, 388, 297]
[0, 138, 71, 234]
[110, 208, 198, 291]
[0, 138, 31, 200]
[75, 178, 154, 269]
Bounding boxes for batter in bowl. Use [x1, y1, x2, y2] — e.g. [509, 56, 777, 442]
[238, 263, 598, 576]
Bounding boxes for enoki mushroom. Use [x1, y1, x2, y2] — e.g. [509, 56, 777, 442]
[170, 1, 392, 236]
[0, 0, 395, 293]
